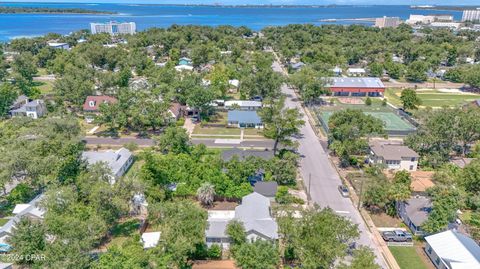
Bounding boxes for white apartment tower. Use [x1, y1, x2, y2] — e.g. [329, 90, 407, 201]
[462, 10, 480, 23]
[90, 21, 136, 35]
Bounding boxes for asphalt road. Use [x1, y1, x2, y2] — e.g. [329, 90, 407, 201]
[83, 136, 274, 149]
[272, 61, 387, 268]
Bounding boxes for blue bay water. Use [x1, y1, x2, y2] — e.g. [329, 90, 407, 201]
[0, 3, 464, 41]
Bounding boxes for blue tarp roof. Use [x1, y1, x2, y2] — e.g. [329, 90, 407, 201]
[227, 110, 262, 124]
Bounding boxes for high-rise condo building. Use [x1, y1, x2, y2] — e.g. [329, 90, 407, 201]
[90, 21, 136, 35]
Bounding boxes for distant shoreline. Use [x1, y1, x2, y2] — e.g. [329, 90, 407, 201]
[0, 5, 116, 14]
[411, 6, 479, 11]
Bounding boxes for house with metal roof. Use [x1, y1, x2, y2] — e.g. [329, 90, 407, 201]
[369, 140, 419, 171]
[396, 196, 432, 235]
[205, 192, 278, 249]
[347, 67, 366, 76]
[224, 100, 262, 110]
[425, 230, 480, 269]
[82, 147, 133, 182]
[227, 110, 263, 129]
[326, 77, 385, 97]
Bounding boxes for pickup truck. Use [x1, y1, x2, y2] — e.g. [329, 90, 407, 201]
[381, 230, 413, 242]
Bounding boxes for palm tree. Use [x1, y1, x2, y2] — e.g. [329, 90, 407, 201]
[197, 182, 215, 207]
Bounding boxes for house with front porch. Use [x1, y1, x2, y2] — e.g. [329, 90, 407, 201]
[206, 192, 278, 249]
[369, 140, 419, 171]
[227, 110, 263, 129]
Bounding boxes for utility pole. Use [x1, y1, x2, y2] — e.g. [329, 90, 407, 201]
[357, 175, 365, 210]
[308, 173, 312, 203]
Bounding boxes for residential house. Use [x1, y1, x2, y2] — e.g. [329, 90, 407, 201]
[83, 95, 117, 123]
[221, 149, 274, 162]
[82, 147, 133, 182]
[206, 192, 279, 249]
[347, 68, 366, 77]
[224, 100, 262, 110]
[9, 100, 47, 119]
[450, 158, 475, 169]
[290, 62, 305, 71]
[47, 42, 70, 50]
[227, 110, 263, 129]
[83, 96, 118, 113]
[332, 67, 343, 76]
[396, 196, 432, 235]
[369, 141, 419, 171]
[9, 95, 28, 110]
[141, 232, 161, 249]
[175, 64, 194, 72]
[253, 182, 278, 201]
[228, 79, 240, 88]
[168, 102, 183, 121]
[0, 195, 45, 248]
[425, 230, 480, 269]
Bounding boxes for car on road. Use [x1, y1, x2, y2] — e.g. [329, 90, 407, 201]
[381, 230, 413, 242]
[338, 185, 349, 197]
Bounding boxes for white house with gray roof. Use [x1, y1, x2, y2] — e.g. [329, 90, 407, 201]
[9, 99, 47, 119]
[206, 192, 278, 249]
[224, 100, 262, 110]
[425, 230, 480, 269]
[0, 194, 45, 248]
[82, 147, 133, 182]
[369, 141, 419, 171]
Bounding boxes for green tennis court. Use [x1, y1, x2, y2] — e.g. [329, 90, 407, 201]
[320, 111, 415, 131]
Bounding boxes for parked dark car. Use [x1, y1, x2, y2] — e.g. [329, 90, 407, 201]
[338, 185, 349, 198]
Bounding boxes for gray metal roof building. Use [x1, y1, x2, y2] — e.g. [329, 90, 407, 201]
[227, 110, 262, 127]
[327, 77, 385, 89]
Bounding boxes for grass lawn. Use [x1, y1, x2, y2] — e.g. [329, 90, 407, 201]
[385, 88, 480, 108]
[107, 218, 141, 247]
[389, 246, 428, 269]
[0, 218, 9, 227]
[33, 81, 54, 94]
[193, 126, 240, 135]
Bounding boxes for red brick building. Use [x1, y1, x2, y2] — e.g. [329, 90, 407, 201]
[327, 77, 385, 97]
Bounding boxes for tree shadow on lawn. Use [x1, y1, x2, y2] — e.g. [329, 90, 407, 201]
[111, 219, 141, 237]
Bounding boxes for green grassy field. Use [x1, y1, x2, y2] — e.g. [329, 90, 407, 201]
[386, 89, 480, 108]
[320, 111, 415, 131]
[389, 246, 429, 269]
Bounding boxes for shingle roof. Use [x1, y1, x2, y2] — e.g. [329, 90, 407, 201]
[83, 96, 117, 112]
[328, 77, 385, 88]
[235, 193, 278, 239]
[370, 141, 419, 161]
[425, 230, 480, 268]
[227, 110, 262, 124]
[404, 196, 432, 227]
[221, 149, 274, 161]
[206, 193, 278, 240]
[254, 182, 278, 198]
[82, 148, 132, 177]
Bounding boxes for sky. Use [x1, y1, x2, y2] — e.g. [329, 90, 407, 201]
[2, 0, 478, 5]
